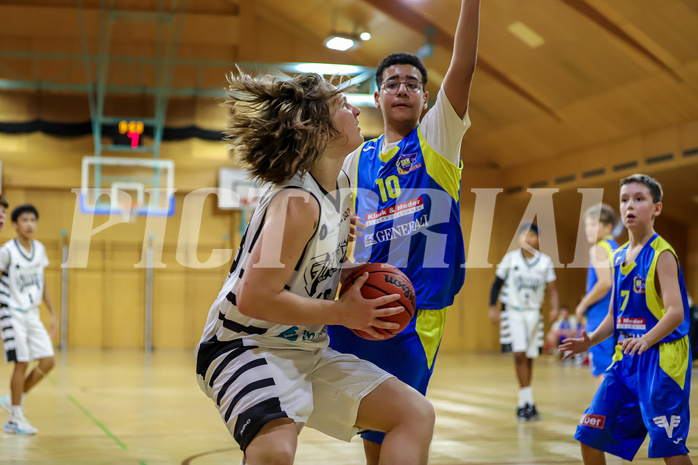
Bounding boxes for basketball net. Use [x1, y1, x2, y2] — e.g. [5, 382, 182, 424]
[118, 201, 139, 224]
[239, 195, 260, 211]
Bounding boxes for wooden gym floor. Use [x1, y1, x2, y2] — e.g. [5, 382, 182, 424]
[0, 350, 695, 464]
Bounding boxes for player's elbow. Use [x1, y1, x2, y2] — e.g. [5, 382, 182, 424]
[236, 286, 264, 319]
[665, 305, 685, 328]
[236, 299, 252, 318]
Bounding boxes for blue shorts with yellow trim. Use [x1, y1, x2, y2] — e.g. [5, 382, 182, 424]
[327, 308, 447, 444]
[575, 337, 691, 460]
[588, 337, 615, 377]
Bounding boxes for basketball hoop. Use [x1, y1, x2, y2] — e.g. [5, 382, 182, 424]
[80, 157, 175, 218]
[218, 168, 267, 211]
[239, 195, 260, 211]
[118, 201, 139, 224]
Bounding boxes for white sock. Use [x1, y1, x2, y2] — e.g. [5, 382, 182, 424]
[21, 393, 26, 405]
[10, 405, 22, 418]
[518, 386, 533, 407]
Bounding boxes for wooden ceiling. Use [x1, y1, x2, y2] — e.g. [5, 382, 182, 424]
[1, 0, 697, 175]
[249, 0, 698, 170]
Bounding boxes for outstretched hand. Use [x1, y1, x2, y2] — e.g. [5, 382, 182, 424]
[559, 330, 592, 360]
[337, 272, 403, 340]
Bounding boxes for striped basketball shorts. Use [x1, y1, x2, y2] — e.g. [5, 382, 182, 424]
[1, 306, 54, 363]
[195, 337, 393, 452]
[499, 304, 543, 358]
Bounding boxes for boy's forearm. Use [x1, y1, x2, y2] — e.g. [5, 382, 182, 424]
[442, 0, 480, 117]
[43, 285, 56, 315]
[580, 281, 612, 310]
[452, 0, 480, 76]
[588, 313, 614, 346]
[641, 306, 684, 347]
[548, 286, 560, 314]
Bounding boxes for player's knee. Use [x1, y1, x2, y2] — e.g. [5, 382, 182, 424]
[247, 442, 295, 465]
[514, 352, 527, 364]
[39, 356, 55, 373]
[580, 441, 604, 461]
[381, 388, 434, 440]
[13, 361, 28, 374]
[402, 390, 435, 437]
[417, 396, 436, 435]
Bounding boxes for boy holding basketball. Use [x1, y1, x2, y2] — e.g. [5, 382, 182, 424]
[489, 223, 559, 421]
[575, 203, 619, 383]
[327, 0, 480, 460]
[196, 70, 435, 465]
[0, 204, 57, 435]
[561, 174, 692, 464]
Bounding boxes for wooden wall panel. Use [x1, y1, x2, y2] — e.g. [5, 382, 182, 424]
[69, 270, 104, 347]
[177, 272, 220, 350]
[152, 272, 188, 349]
[108, 272, 145, 348]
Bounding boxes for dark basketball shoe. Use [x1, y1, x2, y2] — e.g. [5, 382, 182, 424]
[525, 403, 542, 421]
[516, 405, 528, 421]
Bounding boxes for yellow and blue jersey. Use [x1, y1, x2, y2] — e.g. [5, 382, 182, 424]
[350, 127, 464, 309]
[612, 234, 690, 344]
[576, 234, 691, 459]
[585, 236, 619, 331]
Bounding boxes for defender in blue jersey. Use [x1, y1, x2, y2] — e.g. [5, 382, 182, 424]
[327, 0, 480, 461]
[576, 204, 619, 383]
[561, 174, 692, 465]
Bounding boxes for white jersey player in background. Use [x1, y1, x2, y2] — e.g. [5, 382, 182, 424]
[195, 69, 435, 465]
[0, 195, 7, 232]
[0, 204, 57, 435]
[489, 223, 559, 421]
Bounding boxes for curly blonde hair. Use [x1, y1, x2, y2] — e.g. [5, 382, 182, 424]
[224, 68, 347, 185]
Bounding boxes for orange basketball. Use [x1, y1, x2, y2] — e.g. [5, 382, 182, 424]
[339, 263, 416, 341]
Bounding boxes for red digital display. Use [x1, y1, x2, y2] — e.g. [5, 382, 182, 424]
[118, 120, 144, 148]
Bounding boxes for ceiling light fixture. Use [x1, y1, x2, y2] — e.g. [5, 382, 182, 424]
[508, 21, 545, 48]
[294, 63, 362, 75]
[325, 33, 362, 51]
[346, 94, 377, 106]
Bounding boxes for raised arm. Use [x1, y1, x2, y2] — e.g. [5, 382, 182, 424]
[442, 0, 481, 118]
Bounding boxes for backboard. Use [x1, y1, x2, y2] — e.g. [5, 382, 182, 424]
[218, 167, 267, 211]
[80, 156, 176, 218]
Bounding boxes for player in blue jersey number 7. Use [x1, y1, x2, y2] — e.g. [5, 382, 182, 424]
[561, 174, 692, 465]
[327, 0, 480, 462]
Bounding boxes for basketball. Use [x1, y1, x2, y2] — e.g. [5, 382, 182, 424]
[339, 262, 416, 341]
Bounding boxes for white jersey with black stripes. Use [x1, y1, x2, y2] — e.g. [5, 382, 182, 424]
[495, 249, 556, 311]
[0, 239, 49, 311]
[198, 170, 352, 350]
